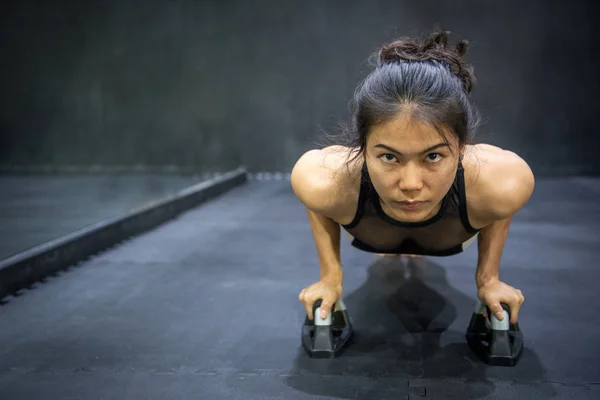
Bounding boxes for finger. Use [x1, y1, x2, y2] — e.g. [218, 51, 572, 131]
[510, 295, 524, 324]
[489, 302, 504, 321]
[510, 305, 520, 325]
[304, 301, 314, 320]
[319, 299, 334, 320]
[300, 291, 314, 320]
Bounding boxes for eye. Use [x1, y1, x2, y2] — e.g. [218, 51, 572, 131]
[380, 154, 397, 163]
[425, 153, 443, 163]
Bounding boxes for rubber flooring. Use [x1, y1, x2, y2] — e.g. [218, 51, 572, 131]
[0, 174, 206, 260]
[0, 177, 599, 399]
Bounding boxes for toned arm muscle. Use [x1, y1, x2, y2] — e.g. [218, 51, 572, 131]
[469, 150, 535, 286]
[291, 149, 348, 284]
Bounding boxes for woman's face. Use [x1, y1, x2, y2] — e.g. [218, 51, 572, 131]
[364, 113, 461, 223]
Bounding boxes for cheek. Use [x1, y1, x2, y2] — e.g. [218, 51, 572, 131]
[428, 171, 455, 196]
[381, 173, 399, 186]
[369, 172, 397, 196]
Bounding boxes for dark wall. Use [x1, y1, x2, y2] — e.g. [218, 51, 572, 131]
[1, 0, 599, 176]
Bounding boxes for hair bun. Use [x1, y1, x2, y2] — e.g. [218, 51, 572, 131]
[378, 29, 476, 93]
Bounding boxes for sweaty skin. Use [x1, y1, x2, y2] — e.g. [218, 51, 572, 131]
[292, 115, 535, 323]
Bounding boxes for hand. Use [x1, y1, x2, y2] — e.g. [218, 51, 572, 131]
[299, 278, 342, 320]
[477, 278, 525, 324]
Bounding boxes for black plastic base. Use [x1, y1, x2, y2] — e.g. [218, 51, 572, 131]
[301, 302, 353, 359]
[466, 329, 524, 366]
[465, 305, 524, 367]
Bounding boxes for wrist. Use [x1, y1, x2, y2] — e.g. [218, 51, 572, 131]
[321, 268, 343, 286]
[476, 273, 498, 289]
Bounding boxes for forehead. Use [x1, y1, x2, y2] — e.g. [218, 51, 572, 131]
[368, 113, 455, 147]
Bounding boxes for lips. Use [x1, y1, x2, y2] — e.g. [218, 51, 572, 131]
[397, 201, 424, 211]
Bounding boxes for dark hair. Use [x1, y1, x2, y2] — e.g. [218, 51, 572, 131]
[324, 28, 482, 167]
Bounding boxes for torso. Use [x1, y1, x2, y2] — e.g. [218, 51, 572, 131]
[293, 141, 533, 256]
[318, 143, 513, 230]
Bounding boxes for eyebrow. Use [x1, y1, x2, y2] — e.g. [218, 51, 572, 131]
[374, 143, 450, 155]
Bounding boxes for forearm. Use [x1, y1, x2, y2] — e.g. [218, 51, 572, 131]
[306, 209, 343, 284]
[475, 215, 512, 288]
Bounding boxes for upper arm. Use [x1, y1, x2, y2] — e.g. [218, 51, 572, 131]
[469, 150, 535, 224]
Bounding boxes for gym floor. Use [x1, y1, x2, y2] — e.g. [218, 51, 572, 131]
[0, 175, 599, 399]
[0, 174, 205, 260]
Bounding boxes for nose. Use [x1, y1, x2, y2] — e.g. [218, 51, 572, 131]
[398, 164, 423, 193]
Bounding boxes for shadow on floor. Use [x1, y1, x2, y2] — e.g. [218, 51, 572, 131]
[285, 256, 548, 399]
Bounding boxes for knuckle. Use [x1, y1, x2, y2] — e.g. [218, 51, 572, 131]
[514, 294, 521, 303]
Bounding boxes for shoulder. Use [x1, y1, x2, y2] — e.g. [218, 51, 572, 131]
[463, 143, 535, 228]
[290, 145, 362, 223]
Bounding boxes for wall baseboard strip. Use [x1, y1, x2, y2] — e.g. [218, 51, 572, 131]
[0, 167, 248, 300]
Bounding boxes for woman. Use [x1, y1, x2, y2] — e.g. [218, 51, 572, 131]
[291, 29, 534, 326]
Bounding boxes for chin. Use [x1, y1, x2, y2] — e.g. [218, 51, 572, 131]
[397, 209, 430, 221]
[390, 202, 436, 221]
